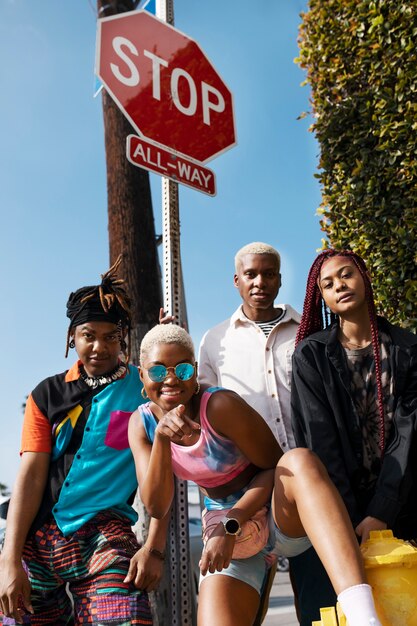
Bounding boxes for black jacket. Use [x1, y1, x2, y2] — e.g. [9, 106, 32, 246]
[291, 317, 417, 537]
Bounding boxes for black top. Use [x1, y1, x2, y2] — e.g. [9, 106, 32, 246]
[29, 371, 102, 533]
[291, 317, 417, 538]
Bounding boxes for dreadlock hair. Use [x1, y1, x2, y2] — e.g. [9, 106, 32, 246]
[296, 249, 386, 453]
[65, 255, 132, 364]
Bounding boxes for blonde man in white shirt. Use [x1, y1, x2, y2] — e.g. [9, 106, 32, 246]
[198, 242, 300, 453]
[198, 242, 299, 622]
[198, 242, 343, 625]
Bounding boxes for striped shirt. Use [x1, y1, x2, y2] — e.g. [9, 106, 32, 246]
[255, 309, 286, 337]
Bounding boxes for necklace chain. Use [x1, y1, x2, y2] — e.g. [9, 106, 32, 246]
[79, 363, 127, 389]
[343, 339, 372, 349]
[339, 328, 372, 349]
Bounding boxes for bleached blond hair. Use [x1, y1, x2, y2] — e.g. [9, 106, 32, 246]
[234, 242, 281, 271]
[140, 324, 195, 365]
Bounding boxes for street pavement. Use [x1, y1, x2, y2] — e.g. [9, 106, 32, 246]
[264, 570, 298, 626]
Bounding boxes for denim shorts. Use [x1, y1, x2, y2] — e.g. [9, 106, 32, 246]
[200, 549, 269, 595]
[199, 513, 312, 594]
[271, 517, 312, 558]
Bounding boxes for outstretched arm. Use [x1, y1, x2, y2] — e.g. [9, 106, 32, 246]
[128, 409, 174, 519]
[230, 469, 275, 519]
[199, 390, 280, 575]
[0, 452, 50, 624]
[199, 468, 274, 575]
[128, 405, 200, 518]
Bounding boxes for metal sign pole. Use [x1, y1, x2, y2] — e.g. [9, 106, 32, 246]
[157, 3, 194, 625]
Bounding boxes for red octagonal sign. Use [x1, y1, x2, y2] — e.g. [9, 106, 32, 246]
[96, 10, 236, 164]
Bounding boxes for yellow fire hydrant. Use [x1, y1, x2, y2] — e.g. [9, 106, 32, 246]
[312, 530, 417, 626]
[312, 604, 346, 625]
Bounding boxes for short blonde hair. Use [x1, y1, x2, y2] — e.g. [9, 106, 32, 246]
[234, 242, 281, 272]
[140, 324, 195, 365]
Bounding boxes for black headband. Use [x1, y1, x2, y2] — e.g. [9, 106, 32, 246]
[66, 271, 131, 331]
[66, 287, 127, 329]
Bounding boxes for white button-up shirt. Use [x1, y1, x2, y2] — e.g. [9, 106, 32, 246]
[198, 304, 300, 450]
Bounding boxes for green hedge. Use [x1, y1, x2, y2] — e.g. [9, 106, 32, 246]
[296, 0, 417, 330]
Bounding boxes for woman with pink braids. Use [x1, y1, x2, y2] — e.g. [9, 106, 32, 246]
[290, 248, 417, 624]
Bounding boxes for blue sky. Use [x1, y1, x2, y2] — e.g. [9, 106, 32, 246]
[0, 0, 322, 489]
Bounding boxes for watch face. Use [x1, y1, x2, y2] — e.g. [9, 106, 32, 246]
[225, 518, 240, 535]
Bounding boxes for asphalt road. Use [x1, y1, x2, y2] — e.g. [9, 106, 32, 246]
[264, 571, 298, 626]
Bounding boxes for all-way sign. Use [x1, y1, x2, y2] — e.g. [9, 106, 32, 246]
[127, 135, 216, 196]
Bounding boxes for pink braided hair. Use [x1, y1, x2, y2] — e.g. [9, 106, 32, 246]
[296, 249, 386, 453]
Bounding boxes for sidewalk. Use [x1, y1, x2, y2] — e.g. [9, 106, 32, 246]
[264, 570, 298, 626]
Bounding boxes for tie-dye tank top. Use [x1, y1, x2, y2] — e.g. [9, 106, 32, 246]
[138, 386, 250, 488]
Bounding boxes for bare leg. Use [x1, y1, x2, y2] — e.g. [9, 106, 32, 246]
[198, 575, 260, 626]
[272, 448, 366, 594]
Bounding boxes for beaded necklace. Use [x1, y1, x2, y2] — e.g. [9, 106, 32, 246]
[79, 362, 127, 389]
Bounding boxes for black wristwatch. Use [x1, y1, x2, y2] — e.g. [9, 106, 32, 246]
[221, 516, 242, 536]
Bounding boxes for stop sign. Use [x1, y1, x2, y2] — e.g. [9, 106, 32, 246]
[96, 10, 236, 164]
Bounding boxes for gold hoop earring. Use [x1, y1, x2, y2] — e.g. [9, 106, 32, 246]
[194, 382, 201, 395]
[141, 387, 148, 399]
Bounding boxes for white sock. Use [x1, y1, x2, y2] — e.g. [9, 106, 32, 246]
[337, 584, 382, 626]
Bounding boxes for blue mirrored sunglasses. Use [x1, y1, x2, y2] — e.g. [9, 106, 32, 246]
[146, 363, 195, 383]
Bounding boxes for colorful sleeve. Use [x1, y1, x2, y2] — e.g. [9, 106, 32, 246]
[20, 393, 52, 454]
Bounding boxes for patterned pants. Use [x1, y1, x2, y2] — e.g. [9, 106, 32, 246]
[4, 512, 152, 626]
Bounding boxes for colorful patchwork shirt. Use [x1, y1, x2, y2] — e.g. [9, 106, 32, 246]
[21, 362, 143, 536]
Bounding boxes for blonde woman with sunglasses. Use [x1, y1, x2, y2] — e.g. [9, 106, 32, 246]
[128, 324, 381, 626]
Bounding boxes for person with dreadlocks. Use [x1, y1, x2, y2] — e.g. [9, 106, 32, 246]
[0, 257, 169, 625]
[289, 248, 417, 625]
